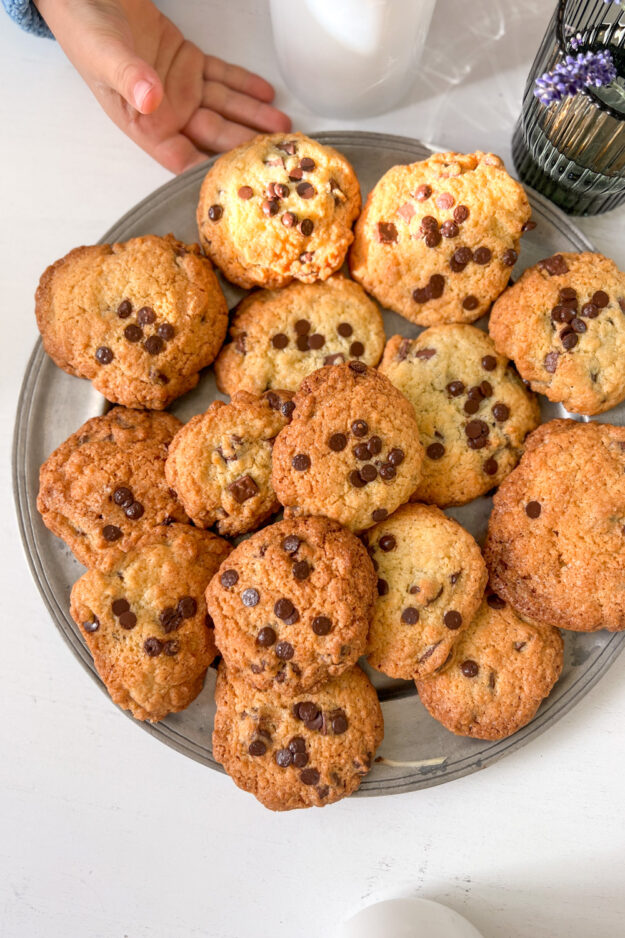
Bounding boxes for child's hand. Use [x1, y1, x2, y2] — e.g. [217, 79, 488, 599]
[35, 0, 292, 173]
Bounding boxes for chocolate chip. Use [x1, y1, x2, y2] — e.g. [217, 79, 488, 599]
[428, 275, 445, 299]
[351, 419, 368, 438]
[257, 627, 276, 647]
[296, 335, 310, 351]
[464, 398, 480, 415]
[144, 335, 164, 355]
[300, 218, 314, 236]
[288, 167, 303, 181]
[292, 454, 310, 471]
[113, 487, 133, 508]
[401, 607, 419, 624]
[466, 419, 488, 439]
[294, 319, 310, 336]
[544, 351, 559, 373]
[125, 501, 144, 520]
[281, 401, 296, 420]
[526, 501, 541, 518]
[421, 215, 438, 229]
[483, 458, 498, 475]
[592, 290, 609, 308]
[338, 322, 353, 337]
[447, 380, 465, 396]
[176, 596, 196, 620]
[282, 211, 298, 227]
[571, 318, 587, 333]
[144, 637, 163, 656]
[228, 475, 259, 504]
[379, 534, 396, 552]
[137, 307, 156, 326]
[441, 220, 459, 239]
[289, 561, 310, 584]
[377, 221, 398, 243]
[300, 157, 315, 171]
[444, 610, 462, 630]
[274, 598, 295, 620]
[367, 436, 382, 456]
[461, 659, 479, 677]
[350, 341, 365, 357]
[113, 609, 135, 631]
[581, 303, 599, 319]
[117, 299, 132, 318]
[353, 442, 369, 461]
[160, 607, 181, 632]
[308, 333, 325, 350]
[102, 524, 122, 542]
[561, 330, 578, 350]
[539, 254, 568, 276]
[482, 355, 497, 371]
[350, 360, 367, 375]
[300, 768, 320, 786]
[262, 199, 280, 216]
[324, 353, 345, 366]
[123, 324, 142, 343]
[328, 433, 347, 452]
[377, 578, 389, 596]
[312, 616, 332, 636]
[487, 594, 506, 609]
[522, 219, 537, 231]
[296, 182, 315, 199]
[83, 618, 99, 633]
[157, 322, 175, 341]
[450, 247, 472, 272]
[414, 184, 432, 201]
[248, 739, 267, 757]
[275, 641, 295, 660]
[272, 333, 288, 349]
[427, 442, 445, 460]
[111, 598, 130, 618]
[372, 508, 388, 522]
[297, 701, 319, 723]
[349, 470, 366, 488]
[480, 381, 493, 397]
[282, 536, 300, 554]
[275, 748, 293, 767]
[95, 346, 113, 365]
[238, 185, 253, 199]
[436, 192, 455, 209]
[413, 287, 428, 304]
[289, 736, 306, 753]
[492, 402, 510, 422]
[502, 249, 518, 266]
[241, 588, 260, 607]
[360, 464, 378, 482]
[331, 713, 348, 734]
[221, 569, 238, 588]
[424, 229, 441, 248]
[208, 204, 223, 221]
[378, 463, 396, 481]
[454, 205, 469, 223]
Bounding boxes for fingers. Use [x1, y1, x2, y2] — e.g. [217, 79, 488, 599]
[102, 43, 164, 114]
[202, 81, 291, 133]
[203, 55, 276, 103]
[183, 109, 262, 153]
[151, 133, 209, 174]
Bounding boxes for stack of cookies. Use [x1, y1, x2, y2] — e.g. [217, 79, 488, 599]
[34, 131, 625, 811]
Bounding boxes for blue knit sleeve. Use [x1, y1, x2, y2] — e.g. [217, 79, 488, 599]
[2, 0, 53, 37]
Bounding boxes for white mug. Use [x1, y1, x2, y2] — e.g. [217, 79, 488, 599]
[270, 0, 437, 118]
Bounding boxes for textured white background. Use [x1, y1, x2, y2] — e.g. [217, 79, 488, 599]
[2, 2, 625, 936]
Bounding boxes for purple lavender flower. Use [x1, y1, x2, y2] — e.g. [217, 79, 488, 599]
[534, 49, 617, 106]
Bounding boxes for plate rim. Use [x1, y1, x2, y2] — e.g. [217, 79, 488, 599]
[13, 130, 624, 797]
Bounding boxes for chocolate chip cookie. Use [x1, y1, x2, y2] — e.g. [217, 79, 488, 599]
[205, 516, 376, 695]
[70, 524, 231, 722]
[165, 390, 293, 537]
[349, 151, 531, 326]
[214, 275, 385, 396]
[484, 419, 625, 632]
[37, 407, 188, 572]
[416, 596, 563, 740]
[35, 235, 228, 409]
[213, 662, 383, 810]
[271, 362, 423, 532]
[364, 504, 487, 680]
[196, 132, 361, 289]
[379, 325, 540, 506]
[489, 251, 625, 416]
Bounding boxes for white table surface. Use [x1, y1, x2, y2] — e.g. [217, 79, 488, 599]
[2, 2, 624, 936]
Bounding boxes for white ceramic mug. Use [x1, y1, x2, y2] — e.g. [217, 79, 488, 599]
[270, 0, 437, 118]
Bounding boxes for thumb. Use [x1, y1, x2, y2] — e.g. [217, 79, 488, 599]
[97, 39, 163, 114]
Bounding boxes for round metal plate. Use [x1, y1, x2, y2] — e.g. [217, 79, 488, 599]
[13, 131, 625, 796]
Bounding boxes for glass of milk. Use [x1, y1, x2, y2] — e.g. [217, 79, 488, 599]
[269, 0, 437, 118]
